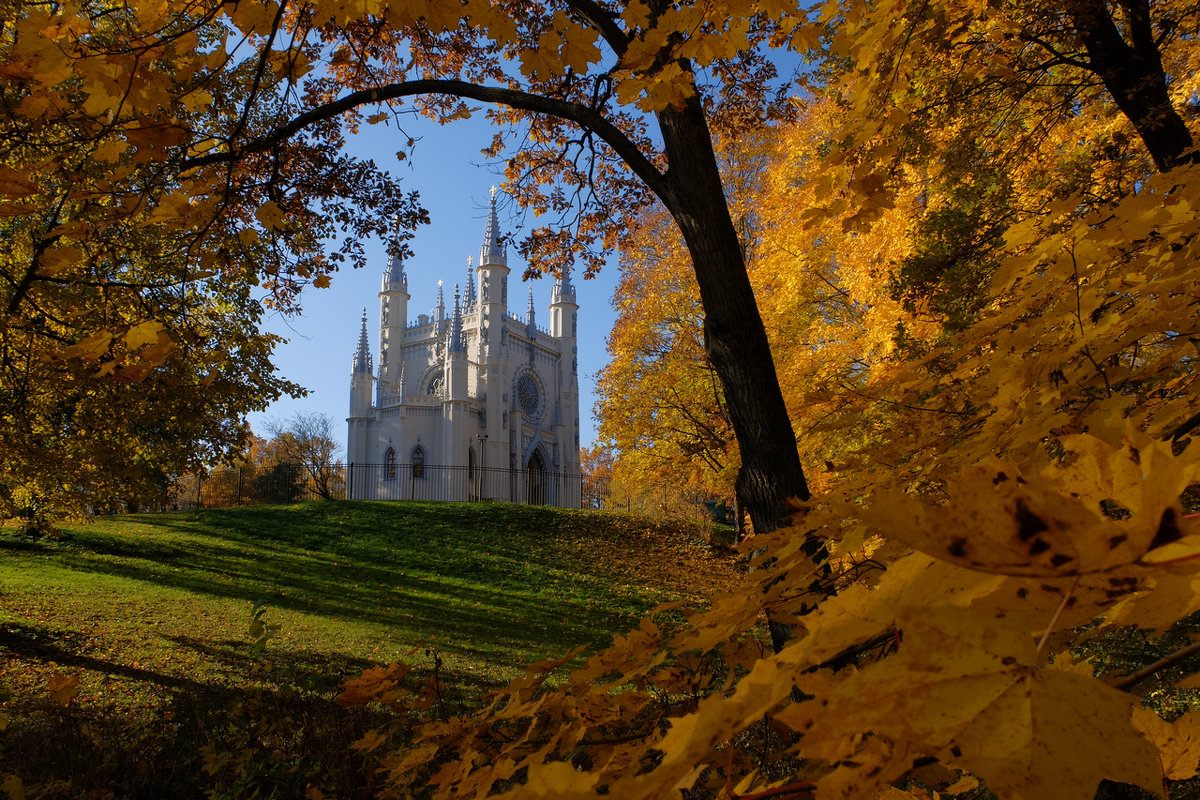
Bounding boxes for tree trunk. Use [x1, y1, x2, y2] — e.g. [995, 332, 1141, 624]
[656, 96, 811, 534]
[1070, 0, 1196, 172]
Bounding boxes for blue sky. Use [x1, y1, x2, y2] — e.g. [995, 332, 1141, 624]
[245, 111, 620, 455]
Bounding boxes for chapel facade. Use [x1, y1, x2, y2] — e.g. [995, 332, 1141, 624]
[346, 191, 582, 506]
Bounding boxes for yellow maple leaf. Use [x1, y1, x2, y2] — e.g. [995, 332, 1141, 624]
[1132, 708, 1200, 780]
[757, 0, 802, 16]
[255, 200, 286, 231]
[181, 88, 214, 112]
[47, 672, 79, 706]
[351, 729, 387, 752]
[0, 166, 40, 198]
[521, 761, 601, 796]
[622, 0, 651, 30]
[942, 774, 980, 794]
[93, 138, 129, 163]
[227, 0, 280, 35]
[113, 363, 153, 382]
[856, 439, 1196, 577]
[338, 662, 409, 706]
[124, 320, 168, 351]
[560, 24, 601, 72]
[961, 669, 1160, 799]
[38, 244, 83, 277]
[781, 607, 1161, 800]
[519, 43, 560, 81]
[62, 330, 114, 362]
[1, 774, 25, 800]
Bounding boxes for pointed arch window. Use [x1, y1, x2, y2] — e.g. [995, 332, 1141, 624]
[384, 447, 396, 481]
[411, 446, 426, 479]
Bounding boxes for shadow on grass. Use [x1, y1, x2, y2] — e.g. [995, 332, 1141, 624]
[43, 504, 659, 664]
[0, 618, 497, 800]
[0, 502, 727, 800]
[1, 621, 201, 690]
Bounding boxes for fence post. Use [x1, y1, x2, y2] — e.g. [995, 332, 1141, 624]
[236, 468, 243, 506]
[348, 463, 354, 501]
[196, 474, 202, 508]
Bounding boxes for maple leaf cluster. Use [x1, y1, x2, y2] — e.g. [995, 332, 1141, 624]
[356, 151, 1200, 796]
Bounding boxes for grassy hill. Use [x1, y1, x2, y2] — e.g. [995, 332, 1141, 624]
[0, 502, 740, 799]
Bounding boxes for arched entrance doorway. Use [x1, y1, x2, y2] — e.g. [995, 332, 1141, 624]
[526, 448, 546, 505]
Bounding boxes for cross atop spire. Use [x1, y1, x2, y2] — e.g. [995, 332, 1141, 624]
[480, 188, 507, 267]
[382, 214, 408, 290]
[353, 309, 373, 374]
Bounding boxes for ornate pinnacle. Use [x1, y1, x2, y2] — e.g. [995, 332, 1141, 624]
[450, 285, 466, 354]
[480, 188, 507, 267]
[353, 309, 373, 373]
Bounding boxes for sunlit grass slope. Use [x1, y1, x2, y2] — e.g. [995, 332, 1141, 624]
[0, 502, 739, 798]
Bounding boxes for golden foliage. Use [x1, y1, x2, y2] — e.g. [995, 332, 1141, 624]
[350, 11, 1200, 795]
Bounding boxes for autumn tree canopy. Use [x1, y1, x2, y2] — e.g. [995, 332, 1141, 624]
[1, 0, 824, 529]
[532, 0, 1200, 797]
[0, 0, 426, 519]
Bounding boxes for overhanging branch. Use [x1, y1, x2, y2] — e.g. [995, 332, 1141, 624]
[181, 79, 669, 202]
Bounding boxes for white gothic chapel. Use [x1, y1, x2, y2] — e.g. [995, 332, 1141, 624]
[345, 191, 582, 506]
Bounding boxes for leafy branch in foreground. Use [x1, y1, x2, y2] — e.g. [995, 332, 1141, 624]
[342, 136, 1200, 800]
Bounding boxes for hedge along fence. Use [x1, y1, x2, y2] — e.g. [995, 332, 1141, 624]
[161, 463, 728, 524]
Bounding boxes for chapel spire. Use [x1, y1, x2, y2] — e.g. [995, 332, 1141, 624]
[480, 186, 507, 267]
[526, 287, 536, 327]
[465, 257, 476, 310]
[449, 286, 466, 354]
[352, 309, 373, 374]
[382, 215, 407, 290]
[384, 249, 407, 289]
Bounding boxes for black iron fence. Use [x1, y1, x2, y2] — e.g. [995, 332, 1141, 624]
[344, 463, 606, 507]
[165, 462, 726, 523]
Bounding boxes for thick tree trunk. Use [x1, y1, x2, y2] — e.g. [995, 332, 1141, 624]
[1070, 0, 1196, 172]
[656, 96, 810, 534]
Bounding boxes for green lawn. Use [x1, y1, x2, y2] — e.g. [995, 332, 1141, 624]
[0, 501, 738, 799]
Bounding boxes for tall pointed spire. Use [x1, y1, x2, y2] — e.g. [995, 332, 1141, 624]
[435, 280, 445, 321]
[449, 285, 466, 354]
[465, 257, 476, 310]
[526, 287, 536, 327]
[353, 309, 373, 374]
[382, 215, 407, 290]
[384, 250, 406, 289]
[480, 186, 507, 267]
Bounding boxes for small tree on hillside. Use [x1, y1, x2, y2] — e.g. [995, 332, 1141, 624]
[264, 413, 342, 500]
